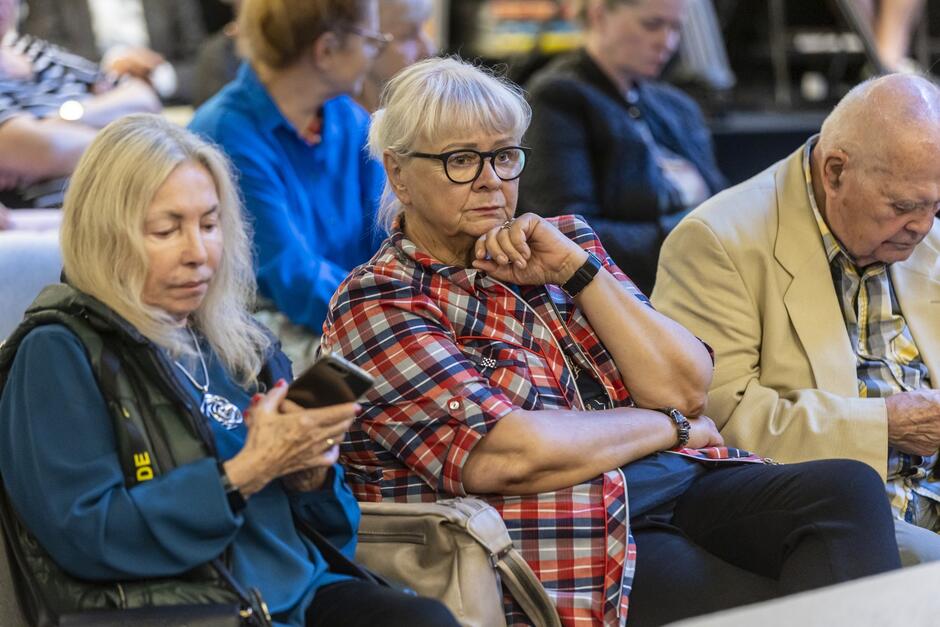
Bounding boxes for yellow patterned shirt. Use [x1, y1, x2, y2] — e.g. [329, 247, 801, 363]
[803, 138, 937, 526]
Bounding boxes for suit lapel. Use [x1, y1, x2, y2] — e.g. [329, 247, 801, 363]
[892, 229, 940, 389]
[774, 148, 860, 396]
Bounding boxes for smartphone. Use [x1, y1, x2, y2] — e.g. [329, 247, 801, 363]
[285, 353, 375, 409]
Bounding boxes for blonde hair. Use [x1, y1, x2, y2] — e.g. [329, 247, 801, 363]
[60, 114, 271, 385]
[368, 56, 531, 232]
[238, 0, 369, 69]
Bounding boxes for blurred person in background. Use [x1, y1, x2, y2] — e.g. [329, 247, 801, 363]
[0, 0, 160, 209]
[855, 0, 925, 73]
[194, 0, 438, 112]
[21, 0, 205, 103]
[193, 0, 242, 107]
[188, 0, 388, 372]
[356, 0, 437, 112]
[520, 0, 725, 295]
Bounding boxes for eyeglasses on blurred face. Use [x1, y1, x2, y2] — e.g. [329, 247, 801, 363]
[346, 25, 394, 55]
[405, 146, 531, 184]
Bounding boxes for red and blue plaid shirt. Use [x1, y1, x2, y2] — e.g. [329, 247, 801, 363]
[321, 215, 762, 626]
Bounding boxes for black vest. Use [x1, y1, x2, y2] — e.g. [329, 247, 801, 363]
[0, 284, 289, 625]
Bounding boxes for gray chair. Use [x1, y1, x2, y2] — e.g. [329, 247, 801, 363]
[0, 231, 62, 341]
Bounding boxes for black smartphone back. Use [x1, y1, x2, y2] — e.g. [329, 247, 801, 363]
[286, 353, 375, 408]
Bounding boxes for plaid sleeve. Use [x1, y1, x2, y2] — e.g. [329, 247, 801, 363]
[551, 214, 714, 366]
[322, 277, 516, 496]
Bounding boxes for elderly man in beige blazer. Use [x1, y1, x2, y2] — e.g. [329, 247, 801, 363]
[653, 73, 940, 564]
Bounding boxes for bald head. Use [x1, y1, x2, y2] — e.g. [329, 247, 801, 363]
[819, 74, 940, 169]
[812, 73, 940, 267]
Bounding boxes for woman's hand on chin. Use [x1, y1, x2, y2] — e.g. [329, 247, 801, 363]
[471, 213, 588, 287]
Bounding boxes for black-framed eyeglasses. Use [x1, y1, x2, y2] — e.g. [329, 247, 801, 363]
[346, 25, 394, 54]
[406, 146, 531, 184]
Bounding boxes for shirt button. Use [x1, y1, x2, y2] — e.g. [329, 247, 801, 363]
[627, 106, 641, 119]
[448, 399, 461, 411]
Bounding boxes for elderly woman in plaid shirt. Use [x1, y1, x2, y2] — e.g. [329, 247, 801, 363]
[320, 57, 901, 626]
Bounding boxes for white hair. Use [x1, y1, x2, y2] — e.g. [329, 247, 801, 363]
[368, 56, 532, 233]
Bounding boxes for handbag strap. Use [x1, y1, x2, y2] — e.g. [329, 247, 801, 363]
[210, 559, 272, 627]
[292, 513, 392, 588]
[446, 498, 562, 627]
[495, 549, 562, 627]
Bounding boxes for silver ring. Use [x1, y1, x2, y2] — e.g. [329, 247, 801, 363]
[326, 438, 336, 447]
[499, 218, 515, 231]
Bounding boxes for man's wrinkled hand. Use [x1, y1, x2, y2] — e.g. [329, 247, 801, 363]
[886, 390, 940, 456]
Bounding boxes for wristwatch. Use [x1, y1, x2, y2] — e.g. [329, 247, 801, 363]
[217, 462, 247, 514]
[657, 407, 691, 448]
[561, 252, 602, 297]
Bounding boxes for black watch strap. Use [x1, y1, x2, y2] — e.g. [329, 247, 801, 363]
[218, 461, 247, 514]
[657, 407, 691, 448]
[561, 252, 602, 298]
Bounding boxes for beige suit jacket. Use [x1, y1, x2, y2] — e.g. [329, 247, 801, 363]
[651, 146, 940, 479]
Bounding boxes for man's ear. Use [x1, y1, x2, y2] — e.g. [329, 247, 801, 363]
[384, 150, 411, 205]
[822, 149, 848, 192]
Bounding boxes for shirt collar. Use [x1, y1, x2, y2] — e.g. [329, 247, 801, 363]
[390, 216, 483, 293]
[803, 135, 855, 266]
[235, 63, 337, 147]
[234, 63, 283, 134]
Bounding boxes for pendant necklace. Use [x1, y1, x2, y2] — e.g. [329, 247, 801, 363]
[173, 327, 244, 430]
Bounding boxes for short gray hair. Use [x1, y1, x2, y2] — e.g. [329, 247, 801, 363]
[368, 56, 531, 232]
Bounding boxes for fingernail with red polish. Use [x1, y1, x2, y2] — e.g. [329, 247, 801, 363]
[250, 393, 262, 405]
[276, 379, 287, 388]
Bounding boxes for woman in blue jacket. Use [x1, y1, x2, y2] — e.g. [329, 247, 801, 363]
[521, 0, 726, 295]
[189, 0, 389, 370]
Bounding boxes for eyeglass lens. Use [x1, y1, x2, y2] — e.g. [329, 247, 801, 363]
[445, 148, 527, 183]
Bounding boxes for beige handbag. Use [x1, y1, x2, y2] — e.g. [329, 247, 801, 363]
[355, 497, 562, 627]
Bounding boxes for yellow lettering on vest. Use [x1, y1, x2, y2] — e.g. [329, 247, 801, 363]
[133, 452, 153, 482]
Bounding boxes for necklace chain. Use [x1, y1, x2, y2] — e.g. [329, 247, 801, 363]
[173, 327, 209, 394]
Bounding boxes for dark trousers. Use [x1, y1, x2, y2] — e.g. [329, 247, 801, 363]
[305, 579, 459, 627]
[628, 459, 901, 626]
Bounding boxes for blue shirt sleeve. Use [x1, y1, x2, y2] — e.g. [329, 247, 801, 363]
[220, 125, 352, 331]
[189, 87, 382, 333]
[0, 326, 241, 581]
[288, 465, 360, 561]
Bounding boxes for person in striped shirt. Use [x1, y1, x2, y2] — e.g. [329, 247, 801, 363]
[0, 0, 160, 208]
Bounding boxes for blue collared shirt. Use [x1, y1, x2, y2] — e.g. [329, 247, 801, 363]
[189, 63, 384, 333]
